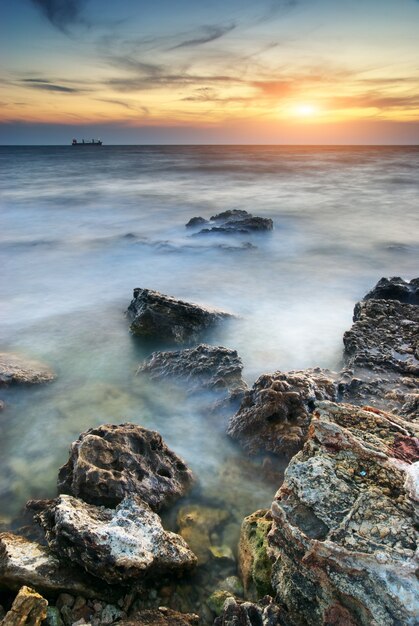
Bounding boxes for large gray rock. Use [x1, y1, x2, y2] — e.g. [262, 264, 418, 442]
[0, 533, 110, 599]
[0, 353, 55, 386]
[138, 344, 247, 395]
[126, 288, 233, 344]
[227, 369, 337, 457]
[268, 401, 419, 626]
[57, 423, 194, 510]
[341, 285, 419, 418]
[37, 495, 197, 585]
[214, 596, 284, 626]
[186, 209, 273, 235]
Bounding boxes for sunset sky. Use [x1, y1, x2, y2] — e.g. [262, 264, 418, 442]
[1, 0, 419, 144]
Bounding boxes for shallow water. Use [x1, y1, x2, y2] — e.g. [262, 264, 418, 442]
[0, 145, 418, 609]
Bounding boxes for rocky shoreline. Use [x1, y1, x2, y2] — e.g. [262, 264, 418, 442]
[0, 276, 417, 625]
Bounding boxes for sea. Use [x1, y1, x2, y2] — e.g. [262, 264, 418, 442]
[0, 145, 418, 607]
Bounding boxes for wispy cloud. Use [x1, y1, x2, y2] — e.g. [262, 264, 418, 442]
[30, 0, 89, 33]
[20, 78, 81, 93]
[94, 98, 150, 115]
[171, 23, 236, 50]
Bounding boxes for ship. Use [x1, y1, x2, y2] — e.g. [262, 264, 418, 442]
[72, 138, 103, 146]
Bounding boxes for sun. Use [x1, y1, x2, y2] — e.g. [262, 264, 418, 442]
[294, 104, 317, 117]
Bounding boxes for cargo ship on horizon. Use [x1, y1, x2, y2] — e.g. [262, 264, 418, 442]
[72, 138, 103, 146]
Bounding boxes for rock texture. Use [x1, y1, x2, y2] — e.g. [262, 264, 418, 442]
[126, 288, 233, 344]
[57, 423, 194, 510]
[0, 353, 55, 386]
[186, 209, 273, 235]
[37, 495, 197, 585]
[214, 596, 284, 626]
[138, 344, 247, 395]
[268, 401, 419, 626]
[341, 279, 419, 418]
[120, 607, 199, 625]
[238, 510, 273, 601]
[1, 586, 47, 626]
[0, 534, 109, 599]
[363, 276, 419, 304]
[227, 369, 337, 457]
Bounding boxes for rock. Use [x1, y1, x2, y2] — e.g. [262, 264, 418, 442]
[363, 276, 419, 304]
[341, 295, 419, 418]
[344, 299, 419, 375]
[0, 400, 4, 411]
[1, 586, 47, 626]
[37, 495, 197, 585]
[177, 505, 230, 565]
[0, 353, 55, 387]
[185, 217, 208, 228]
[119, 607, 199, 625]
[44, 606, 65, 626]
[214, 596, 284, 626]
[57, 423, 194, 510]
[138, 344, 247, 395]
[238, 509, 273, 601]
[0, 533, 113, 600]
[207, 590, 234, 616]
[187, 209, 273, 236]
[126, 288, 233, 344]
[268, 401, 419, 626]
[227, 368, 338, 457]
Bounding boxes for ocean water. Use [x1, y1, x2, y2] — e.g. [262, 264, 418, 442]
[0, 145, 418, 603]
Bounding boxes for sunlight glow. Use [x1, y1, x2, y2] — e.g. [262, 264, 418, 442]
[294, 104, 318, 117]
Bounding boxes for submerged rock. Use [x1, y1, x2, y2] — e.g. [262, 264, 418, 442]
[1, 585, 48, 626]
[186, 209, 273, 236]
[57, 423, 194, 510]
[176, 504, 230, 565]
[126, 288, 233, 344]
[227, 368, 337, 457]
[363, 276, 419, 304]
[0, 533, 110, 599]
[0, 353, 55, 386]
[138, 344, 247, 395]
[268, 401, 419, 626]
[238, 510, 273, 601]
[37, 495, 197, 585]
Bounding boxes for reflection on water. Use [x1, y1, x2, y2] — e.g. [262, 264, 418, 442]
[0, 146, 418, 613]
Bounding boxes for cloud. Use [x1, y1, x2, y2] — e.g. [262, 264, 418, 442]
[253, 80, 294, 97]
[20, 79, 81, 93]
[171, 23, 236, 50]
[94, 98, 149, 115]
[30, 0, 89, 33]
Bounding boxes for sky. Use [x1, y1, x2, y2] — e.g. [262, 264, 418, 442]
[1, 0, 419, 144]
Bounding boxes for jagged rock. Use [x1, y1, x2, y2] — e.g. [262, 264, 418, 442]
[341, 293, 419, 418]
[268, 401, 419, 626]
[57, 423, 194, 510]
[344, 299, 418, 375]
[126, 288, 233, 344]
[185, 217, 208, 228]
[187, 209, 273, 236]
[227, 369, 337, 457]
[138, 344, 247, 395]
[364, 276, 419, 304]
[1, 586, 47, 626]
[177, 504, 230, 565]
[0, 353, 55, 386]
[0, 534, 109, 599]
[238, 509, 273, 601]
[36, 495, 197, 585]
[119, 607, 199, 625]
[214, 596, 284, 626]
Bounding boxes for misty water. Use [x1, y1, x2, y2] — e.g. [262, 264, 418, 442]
[0, 145, 418, 610]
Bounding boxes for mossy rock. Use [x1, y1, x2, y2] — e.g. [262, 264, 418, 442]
[238, 509, 273, 600]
